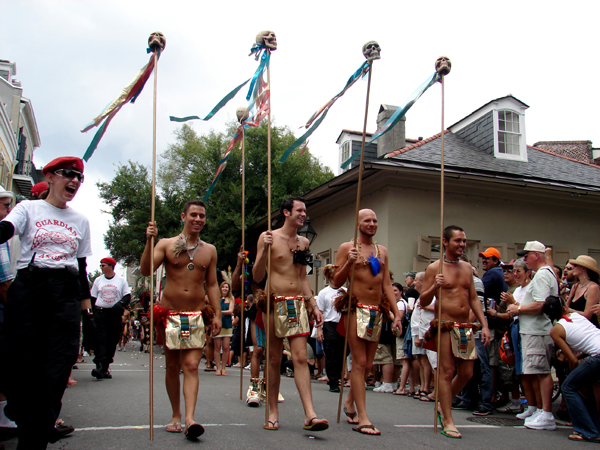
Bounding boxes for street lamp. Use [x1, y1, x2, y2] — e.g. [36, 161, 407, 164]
[298, 217, 317, 245]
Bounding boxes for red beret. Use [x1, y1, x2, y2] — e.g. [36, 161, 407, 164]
[42, 157, 84, 176]
[30, 181, 49, 198]
[101, 257, 117, 266]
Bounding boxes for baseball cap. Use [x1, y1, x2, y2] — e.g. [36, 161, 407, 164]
[479, 247, 501, 259]
[516, 241, 546, 256]
[403, 270, 417, 278]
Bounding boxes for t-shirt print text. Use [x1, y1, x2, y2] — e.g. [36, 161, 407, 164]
[32, 220, 78, 261]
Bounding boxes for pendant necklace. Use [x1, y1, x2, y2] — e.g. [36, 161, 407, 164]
[180, 234, 200, 270]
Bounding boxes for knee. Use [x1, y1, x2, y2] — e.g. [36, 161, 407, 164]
[165, 359, 181, 374]
[182, 360, 199, 375]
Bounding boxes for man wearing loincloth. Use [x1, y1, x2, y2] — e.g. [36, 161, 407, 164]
[332, 209, 402, 436]
[420, 225, 490, 439]
[252, 197, 328, 432]
[141, 199, 221, 439]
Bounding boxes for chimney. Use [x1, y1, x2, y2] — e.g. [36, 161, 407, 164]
[376, 104, 405, 158]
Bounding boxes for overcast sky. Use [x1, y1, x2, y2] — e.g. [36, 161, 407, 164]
[2, 0, 598, 272]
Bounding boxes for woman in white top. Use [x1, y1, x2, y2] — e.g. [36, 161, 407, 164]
[0, 156, 92, 449]
[545, 295, 600, 442]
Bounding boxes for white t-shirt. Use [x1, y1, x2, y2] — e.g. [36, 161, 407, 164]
[513, 284, 530, 304]
[92, 274, 131, 308]
[558, 313, 600, 357]
[520, 266, 559, 335]
[316, 285, 345, 323]
[4, 200, 92, 271]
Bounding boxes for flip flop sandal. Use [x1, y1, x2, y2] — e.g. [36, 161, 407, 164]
[264, 420, 279, 431]
[165, 422, 182, 433]
[343, 407, 359, 424]
[441, 428, 462, 439]
[184, 423, 205, 439]
[352, 424, 381, 435]
[303, 417, 329, 431]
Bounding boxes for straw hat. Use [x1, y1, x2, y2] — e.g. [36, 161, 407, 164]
[568, 255, 600, 275]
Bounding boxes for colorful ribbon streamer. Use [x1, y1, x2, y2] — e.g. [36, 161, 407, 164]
[278, 61, 370, 163]
[202, 43, 271, 201]
[340, 71, 441, 169]
[169, 42, 270, 124]
[81, 50, 161, 162]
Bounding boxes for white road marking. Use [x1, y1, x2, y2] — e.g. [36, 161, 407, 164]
[74, 424, 247, 432]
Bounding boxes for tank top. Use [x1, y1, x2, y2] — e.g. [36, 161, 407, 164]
[570, 283, 599, 328]
[221, 298, 232, 328]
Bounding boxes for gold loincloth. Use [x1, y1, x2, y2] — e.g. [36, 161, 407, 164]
[164, 311, 206, 350]
[355, 303, 383, 342]
[272, 295, 310, 338]
[423, 319, 480, 360]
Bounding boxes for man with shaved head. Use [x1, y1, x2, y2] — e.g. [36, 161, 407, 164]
[332, 209, 402, 435]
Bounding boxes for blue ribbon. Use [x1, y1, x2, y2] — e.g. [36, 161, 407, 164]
[340, 71, 440, 169]
[246, 48, 270, 102]
[169, 78, 251, 123]
[278, 61, 370, 164]
[82, 118, 108, 162]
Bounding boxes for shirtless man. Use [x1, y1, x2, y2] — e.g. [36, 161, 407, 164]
[332, 208, 402, 435]
[141, 199, 221, 439]
[252, 197, 328, 431]
[420, 225, 490, 439]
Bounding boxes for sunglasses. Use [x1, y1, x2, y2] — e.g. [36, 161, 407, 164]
[503, 269, 513, 273]
[481, 257, 490, 260]
[565, 266, 574, 271]
[54, 168, 84, 183]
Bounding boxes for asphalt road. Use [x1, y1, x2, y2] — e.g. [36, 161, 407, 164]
[2, 341, 575, 449]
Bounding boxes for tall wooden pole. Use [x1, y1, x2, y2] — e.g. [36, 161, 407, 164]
[264, 49, 273, 424]
[337, 59, 374, 424]
[433, 56, 450, 433]
[147, 35, 163, 441]
[240, 127, 246, 399]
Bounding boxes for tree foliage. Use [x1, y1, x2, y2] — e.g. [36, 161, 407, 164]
[98, 122, 334, 270]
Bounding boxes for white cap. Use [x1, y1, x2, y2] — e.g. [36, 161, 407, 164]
[0, 187, 14, 200]
[517, 241, 546, 255]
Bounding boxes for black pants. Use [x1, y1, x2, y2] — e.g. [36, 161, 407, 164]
[93, 306, 122, 368]
[0, 269, 80, 450]
[323, 321, 344, 387]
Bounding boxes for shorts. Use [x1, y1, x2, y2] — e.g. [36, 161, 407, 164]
[488, 336, 502, 367]
[255, 323, 266, 348]
[217, 327, 233, 338]
[520, 334, 553, 375]
[395, 336, 409, 359]
[426, 349, 437, 369]
[373, 343, 393, 365]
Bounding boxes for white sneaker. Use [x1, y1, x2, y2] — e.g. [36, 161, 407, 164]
[516, 406, 537, 420]
[243, 364, 251, 370]
[278, 392, 285, 403]
[524, 412, 556, 430]
[392, 382, 399, 391]
[374, 381, 382, 388]
[373, 382, 395, 393]
[524, 408, 543, 425]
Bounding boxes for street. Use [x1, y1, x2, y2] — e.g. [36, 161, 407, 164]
[2, 341, 574, 449]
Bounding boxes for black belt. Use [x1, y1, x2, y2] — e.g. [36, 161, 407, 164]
[17, 266, 78, 277]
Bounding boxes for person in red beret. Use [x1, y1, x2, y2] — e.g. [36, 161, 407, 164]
[30, 181, 49, 199]
[90, 257, 131, 379]
[0, 156, 92, 449]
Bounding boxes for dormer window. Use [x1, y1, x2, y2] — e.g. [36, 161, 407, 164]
[341, 141, 351, 163]
[493, 105, 527, 162]
[498, 110, 520, 155]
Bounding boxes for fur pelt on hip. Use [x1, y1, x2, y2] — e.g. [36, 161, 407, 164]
[255, 290, 313, 317]
[333, 290, 391, 320]
[423, 319, 482, 341]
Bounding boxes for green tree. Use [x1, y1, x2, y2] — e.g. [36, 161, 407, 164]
[96, 161, 181, 267]
[88, 269, 102, 287]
